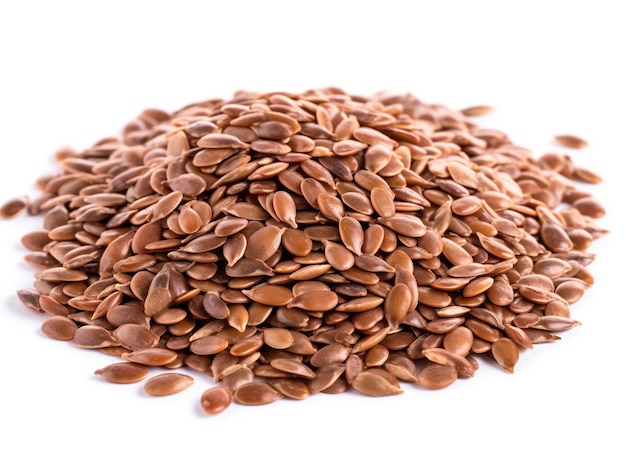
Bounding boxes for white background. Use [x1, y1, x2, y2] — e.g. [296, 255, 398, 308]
[1, 1, 624, 470]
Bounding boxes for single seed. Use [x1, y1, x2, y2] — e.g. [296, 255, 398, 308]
[351, 370, 403, 397]
[234, 382, 283, 405]
[144, 373, 194, 396]
[200, 387, 233, 414]
[41, 315, 78, 340]
[491, 337, 520, 373]
[554, 134, 588, 149]
[94, 362, 150, 384]
[418, 363, 458, 389]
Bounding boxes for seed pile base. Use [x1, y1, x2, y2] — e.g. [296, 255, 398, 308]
[3, 88, 606, 412]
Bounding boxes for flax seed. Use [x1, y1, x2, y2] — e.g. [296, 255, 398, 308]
[2, 87, 606, 412]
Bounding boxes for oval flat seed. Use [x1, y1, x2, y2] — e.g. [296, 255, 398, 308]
[263, 327, 295, 349]
[94, 362, 150, 384]
[307, 364, 346, 394]
[144, 373, 194, 396]
[378, 214, 427, 237]
[384, 283, 412, 329]
[121, 348, 179, 366]
[113, 324, 160, 350]
[491, 337, 520, 373]
[41, 315, 78, 340]
[245, 226, 284, 262]
[339, 216, 364, 255]
[554, 134, 588, 149]
[200, 387, 233, 414]
[418, 363, 458, 389]
[288, 290, 339, 312]
[384, 355, 419, 383]
[370, 187, 395, 217]
[341, 192, 374, 215]
[351, 370, 403, 397]
[269, 358, 316, 379]
[1, 196, 28, 218]
[190, 335, 229, 355]
[324, 241, 355, 271]
[242, 285, 293, 306]
[443, 326, 474, 356]
[234, 382, 283, 405]
[72, 325, 120, 349]
[421, 347, 475, 378]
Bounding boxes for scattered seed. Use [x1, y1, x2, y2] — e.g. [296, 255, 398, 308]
[554, 134, 588, 149]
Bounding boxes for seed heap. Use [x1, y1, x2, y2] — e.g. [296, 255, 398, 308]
[3, 88, 606, 413]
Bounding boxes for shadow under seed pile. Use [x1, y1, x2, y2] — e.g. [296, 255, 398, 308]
[3, 87, 607, 413]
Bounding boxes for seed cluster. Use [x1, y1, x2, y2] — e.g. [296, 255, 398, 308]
[4, 88, 606, 412]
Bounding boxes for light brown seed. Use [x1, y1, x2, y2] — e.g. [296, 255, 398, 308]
[41, 315, 78, 340]
[378, 214, 427, 238]
[324, 241, 355, 271]
[121, 348, 179, 366]
[461, 105, 493, 116]
[491, 337, 519, 373]
[270, 378, 311, 399]
[200, 387, 233, 414]
[245, 225, 284, 262]
[443, 326, 474, 357]
[263, 327, 295, 350]
[234, 382, 283, 405]
[144, 372, 194, 396]
[421, 347, 475, 378]
[418, 363, 458, 389]
[0, 195, 28, 218]
[113, 324, 161, 350]
[2, 88, 607, 409]
[242, 284, 293, 306]
[554, 134, 588, 149]
[72, 325, 120, 349]
[190, 335, 229, 355]
[288, 290, 339, 312]
[270, 358, 316, 379]
[341, 192, 374, 215]
[94, 362, 150, 384]
[339, 216, 364, 255]
[384, 284, 412, 329]
[351, 370, 403, 397]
